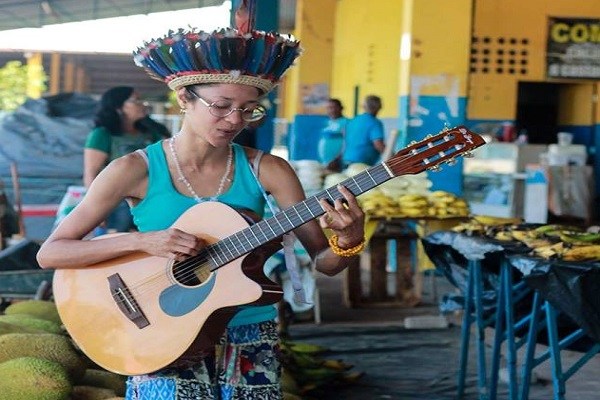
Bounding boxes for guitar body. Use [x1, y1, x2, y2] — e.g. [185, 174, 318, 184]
[53, 202, 283, 375]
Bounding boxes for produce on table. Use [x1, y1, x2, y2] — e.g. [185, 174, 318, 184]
[0, 357, 72, 400]
[0, 332, 87, 381]
[0, 313, 63, 334]
[0, 320, 45, 335]
[358, 189, 470, 218]
[452, 218, 600, 261]
[4, 299, 62, 324]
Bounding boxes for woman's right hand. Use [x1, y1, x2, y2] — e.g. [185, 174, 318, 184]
[138, 228, 206, 261]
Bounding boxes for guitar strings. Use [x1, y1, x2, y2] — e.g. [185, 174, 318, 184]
[162, 135, 465, 286]
[110, 135, 465, 305]
[110, 134, 467, 305]
[111, 136, 466, 307]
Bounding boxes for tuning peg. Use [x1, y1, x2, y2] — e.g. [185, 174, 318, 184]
[409, 140, 417, 145]
[425, 134, 433, 139]
[428, 165, 442, 172]
[463, 151, 474, 158]
[446, 158, 457, 166]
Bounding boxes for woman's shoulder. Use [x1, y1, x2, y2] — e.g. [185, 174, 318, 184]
[102, 149, 153, 187]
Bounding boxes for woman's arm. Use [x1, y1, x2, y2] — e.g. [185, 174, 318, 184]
[37, 152, 202, 269]
[258, 154, 365, 276]
[83, 148, 109, 187]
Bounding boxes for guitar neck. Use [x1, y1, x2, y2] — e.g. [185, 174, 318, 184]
[206, 163, 393, 269]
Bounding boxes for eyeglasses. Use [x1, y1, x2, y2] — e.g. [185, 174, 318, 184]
[187, 88, 266, 122]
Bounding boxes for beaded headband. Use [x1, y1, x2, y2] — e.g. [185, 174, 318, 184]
[133, 27, 302, 93]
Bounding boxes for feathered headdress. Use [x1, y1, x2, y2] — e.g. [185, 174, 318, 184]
[133, 1, 301, 93]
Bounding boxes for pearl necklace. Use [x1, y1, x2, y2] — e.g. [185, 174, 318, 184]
[168, 135, 233, 202]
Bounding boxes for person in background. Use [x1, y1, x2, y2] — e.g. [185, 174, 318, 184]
[341, 95, 386, 167]
[84, 86, 167, 233]
[318, 98, 348, 168]
[37, 21, 366, 400]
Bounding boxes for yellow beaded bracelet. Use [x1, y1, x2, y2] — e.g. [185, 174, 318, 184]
[328, 234, 366, 257]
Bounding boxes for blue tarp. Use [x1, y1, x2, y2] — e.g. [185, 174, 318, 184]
[0, 93, 97, 240]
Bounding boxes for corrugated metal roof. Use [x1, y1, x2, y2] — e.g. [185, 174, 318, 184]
[0, 0, 296, 99]
[0, 50, 170, 98]
[0, 0, 223, 31]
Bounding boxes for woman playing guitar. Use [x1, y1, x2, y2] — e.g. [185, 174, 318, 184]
[36, 19, 366, 400]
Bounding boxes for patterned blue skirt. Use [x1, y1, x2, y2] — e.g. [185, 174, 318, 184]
[125, 320, 281, 400]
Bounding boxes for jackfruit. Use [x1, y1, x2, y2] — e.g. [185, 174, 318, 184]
[0, 321, 44, 335]
[0, 356, 72, 400]
[71, 385, 117, 400]
[79, 369, 126, 396]
[4, 300, 62, 325]
[0, 333, 86, 381]
[0, 314, 62, 334]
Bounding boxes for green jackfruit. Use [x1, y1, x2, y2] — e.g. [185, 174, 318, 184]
[0, 321, 44, 335]
[0, 314, 63, 334]
[79, 369, 126, 396]
[71, 385, 117, 400]
[0, 333, 86, 381]
[5, 300, 62, 324]
[0, 356, 72, 400]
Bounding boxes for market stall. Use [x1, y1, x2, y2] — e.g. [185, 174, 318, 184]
[423, 220, 600, 400]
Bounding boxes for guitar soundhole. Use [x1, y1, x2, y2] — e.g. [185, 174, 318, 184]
[172, 260, 212, 287]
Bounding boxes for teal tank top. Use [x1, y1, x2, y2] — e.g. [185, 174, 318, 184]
[131, 141, 276, 327]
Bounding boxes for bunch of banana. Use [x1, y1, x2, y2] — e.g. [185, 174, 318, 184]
[494, 230, 514, 241]
[358, 192, 403, 217]
[562, 245, 600, 262]
[532, 242, 568, 259]
[472, 215, 523, 227]
[452, 220, 486, 235]
[533, 224, 583, 238]
[558, 231, 600, 245]
[505, 229, 558, 249]
[427, 191, 470, 218]
[280, 340, 363, 398]
[397, 194, 429, 217]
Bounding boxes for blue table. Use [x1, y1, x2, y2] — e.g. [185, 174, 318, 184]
[509, 256, 600, 400]
[423, 231, 532, 400]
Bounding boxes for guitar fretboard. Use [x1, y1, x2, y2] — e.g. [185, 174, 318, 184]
[205, 163, 392, 270]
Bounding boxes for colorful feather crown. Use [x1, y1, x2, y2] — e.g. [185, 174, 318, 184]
[133, 27, 302, 93]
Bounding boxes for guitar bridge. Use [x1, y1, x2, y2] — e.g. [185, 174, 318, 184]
[108, 273, 150, 329]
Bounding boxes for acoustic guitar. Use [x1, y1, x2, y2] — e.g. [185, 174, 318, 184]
[52, 126, 485, 375]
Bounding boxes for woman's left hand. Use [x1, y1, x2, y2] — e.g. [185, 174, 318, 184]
[318, 185, 365, 249]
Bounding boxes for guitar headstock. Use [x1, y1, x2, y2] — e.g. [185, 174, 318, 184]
[384, 126, 485, 177]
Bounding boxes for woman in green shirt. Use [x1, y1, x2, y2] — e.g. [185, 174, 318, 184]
[84, 86, 166, 232]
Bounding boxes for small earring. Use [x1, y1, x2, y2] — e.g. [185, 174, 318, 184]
[179, 108, 186, 114]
